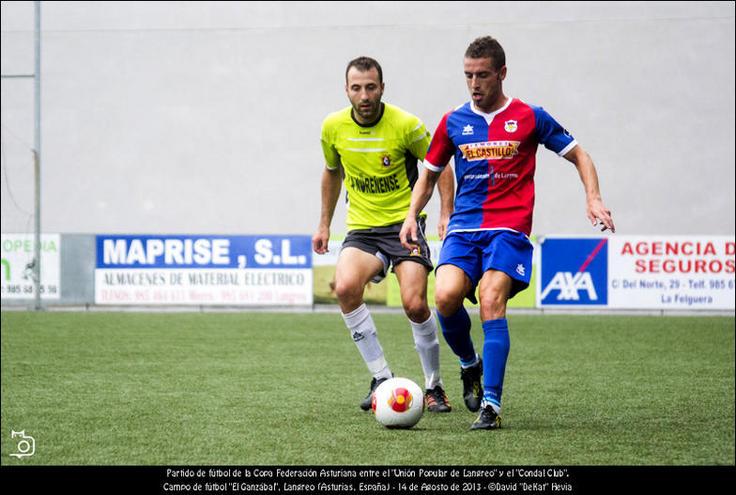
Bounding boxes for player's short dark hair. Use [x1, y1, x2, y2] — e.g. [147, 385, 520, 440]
[345, 56, 383, 83]
[465, 36, 506, 71]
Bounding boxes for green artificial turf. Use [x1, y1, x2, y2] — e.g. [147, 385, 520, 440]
[1, 311, 733, 465]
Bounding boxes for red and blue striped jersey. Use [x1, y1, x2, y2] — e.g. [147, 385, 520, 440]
[425, 98, 577, 236]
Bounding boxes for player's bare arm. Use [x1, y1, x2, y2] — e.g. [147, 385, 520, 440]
[400, 168, 441, 250]
[564, 145, 616, 233]
[436, 166, 455, 240]
[312, 166, 343, 254]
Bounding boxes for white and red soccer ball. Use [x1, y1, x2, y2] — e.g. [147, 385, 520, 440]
[371, 377, 424, 429]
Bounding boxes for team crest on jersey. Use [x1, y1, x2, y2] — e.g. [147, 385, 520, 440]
[381, 155, 391, 167]
[459, 141, 520, 161]
[504, 120, 518, 133]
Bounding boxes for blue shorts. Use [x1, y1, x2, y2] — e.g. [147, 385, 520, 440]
[437, 230, 533, 299]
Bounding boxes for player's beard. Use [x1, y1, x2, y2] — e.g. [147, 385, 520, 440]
[354, 99, 381, 123]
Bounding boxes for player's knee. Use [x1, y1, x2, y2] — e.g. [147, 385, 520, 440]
[334, 279, 363, 306]
[480, 292, 507, 319]
[402, 298, 430, 323]
[435, 287, 463, 317]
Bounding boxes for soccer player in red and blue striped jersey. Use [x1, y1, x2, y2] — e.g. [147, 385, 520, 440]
[400, 36, 615, 430]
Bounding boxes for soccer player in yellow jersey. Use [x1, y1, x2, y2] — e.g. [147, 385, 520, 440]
[313, 56, 455, 412]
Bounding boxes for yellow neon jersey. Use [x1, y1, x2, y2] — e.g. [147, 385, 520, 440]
[321, 102, 431, 231]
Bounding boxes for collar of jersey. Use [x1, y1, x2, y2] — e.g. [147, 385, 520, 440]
[469, 97, 513, 125]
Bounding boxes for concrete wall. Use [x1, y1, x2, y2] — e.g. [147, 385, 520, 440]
[2, 1, 734, 238]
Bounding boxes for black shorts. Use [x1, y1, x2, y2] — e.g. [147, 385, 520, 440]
[342, 217, 433, 283]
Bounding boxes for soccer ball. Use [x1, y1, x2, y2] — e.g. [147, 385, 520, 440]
[371, 377, 424, 429]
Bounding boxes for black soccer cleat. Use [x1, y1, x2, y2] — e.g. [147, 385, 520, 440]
[460, 359, 483, 412]
[424, 384, 452, 413]
[470, 403, 502, 430]
[360, 376, 389, 411]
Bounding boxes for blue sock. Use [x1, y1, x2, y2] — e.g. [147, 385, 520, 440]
[436, 307, 476, 365]
[482, 318, 510, 410]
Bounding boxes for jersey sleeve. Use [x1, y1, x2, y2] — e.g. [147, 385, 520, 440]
[424, 113, 454, 172]
[320, 117, 341, 170]
[405, 117, 431, 161]
[532, 106, 578, 157]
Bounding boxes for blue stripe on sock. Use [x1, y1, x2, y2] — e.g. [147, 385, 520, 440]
[436, 307, 475, 364]
[482, 318, 510, 408]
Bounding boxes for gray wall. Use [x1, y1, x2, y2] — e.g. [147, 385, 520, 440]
[2, 1, 734, 238]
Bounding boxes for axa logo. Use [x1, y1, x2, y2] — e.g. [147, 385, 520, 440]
[540, 238, 608, 306]
[540, 272, 598, 301]
[462, 124, 474, 136]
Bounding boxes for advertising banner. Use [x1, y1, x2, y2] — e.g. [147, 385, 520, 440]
[1, 233, 61, 300]
[608, 236, 734, 310]
[539, 236, 735, 310]
[95, 235, 312, 305]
